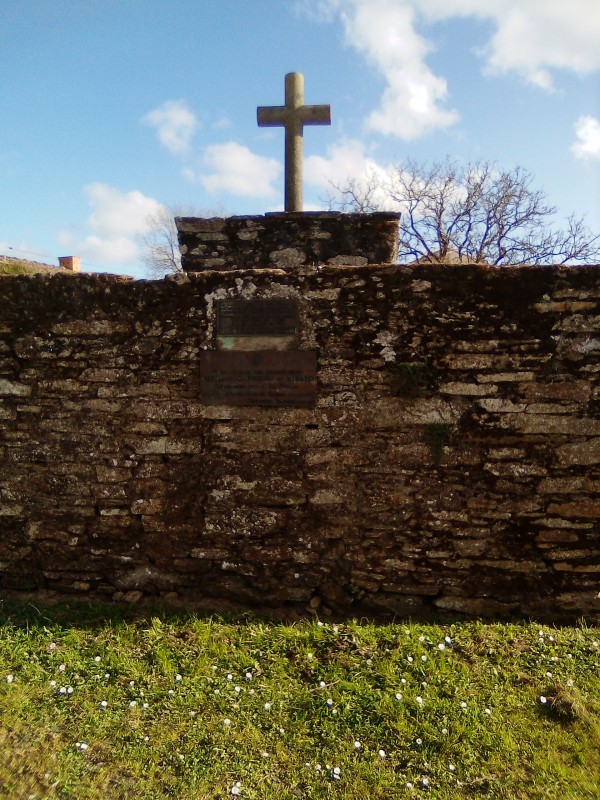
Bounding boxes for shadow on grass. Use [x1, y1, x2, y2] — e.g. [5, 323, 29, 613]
[0, 592, 474, 633]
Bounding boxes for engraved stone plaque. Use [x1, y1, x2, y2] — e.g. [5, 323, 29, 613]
[200, 350, 317, 407]
[217, 299, 298, 336]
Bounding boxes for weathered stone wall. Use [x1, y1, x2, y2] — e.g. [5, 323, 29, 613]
[1, 264, 599, 620]
[177, 212, 400, 271]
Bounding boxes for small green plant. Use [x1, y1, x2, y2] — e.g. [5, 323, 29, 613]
[425, 422, 454, 465]
[389, 361, 438, 397]
[540, 682, 593, 725]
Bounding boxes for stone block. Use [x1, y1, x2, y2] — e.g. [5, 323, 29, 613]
[516, 416, 600, 435]
[51, 320, 130, 335]
[165, 438, 204, 454]
[547, 502, 600, 519]
[270, 247, 306, 268]
[484, 461, 546, 478]
[553, 562, 600, 573]
[555, 314, 600, 332]
[0, 380, 31, 396]
[534, 301, 596, 313]
[555, 591, 600, 611]
[535, 530, 579, 543]
[477, 372, 535, 383]
[537, 477, 584, 494]
[131, 498, 165, 515]
[557, 439, 600, 465]
[129, 438, 168, 455]
[368, 593, 423, 614]
[544, 549, 594, 560]
[454, 539, 488, 557]
[477, 398, 526, 413]
[439, 382, 497, 396]
[327, 255, 368, 267]
[434, 596, 518, 616]
[311, 490, 346, 505]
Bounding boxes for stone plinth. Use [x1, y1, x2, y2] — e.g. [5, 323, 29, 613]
[176, 212, 400, 272]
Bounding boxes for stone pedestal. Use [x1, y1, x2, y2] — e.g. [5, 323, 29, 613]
[176, 211, 400, 272]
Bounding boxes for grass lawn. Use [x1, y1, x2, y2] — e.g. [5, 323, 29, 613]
[0, 599, 598, 799]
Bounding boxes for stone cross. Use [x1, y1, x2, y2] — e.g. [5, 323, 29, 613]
[257, 72, 331, 213]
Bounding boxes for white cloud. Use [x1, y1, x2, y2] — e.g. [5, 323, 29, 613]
[571, 116, 600, 161]
[198, 142, 281, 197]
[142, 100, 199, 156]
[408, 0, 600, 88]
[211, 115, 232, 130]
[305, 139, 397, 205]
[58, 232, 141, 266]
[333, 0, 459, 139]
[294, 0, 339, 23]
[59, 183, 163, 266]
[85, 183, 163, 237]
[315, 0, 600, 142]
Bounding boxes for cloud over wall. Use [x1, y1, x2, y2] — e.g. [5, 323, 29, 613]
[197, 142, 281, 198]
[59, 184, 163, 266]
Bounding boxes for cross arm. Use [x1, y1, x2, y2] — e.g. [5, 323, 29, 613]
[257, 104, 331, 127]
[300, 104, 331, 125]
[257, 106, 286, 127]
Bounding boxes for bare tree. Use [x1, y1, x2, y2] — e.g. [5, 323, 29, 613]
[138, 205, 186, 277]
[329, 159, 600, 265]
[139, 204, 228, 278]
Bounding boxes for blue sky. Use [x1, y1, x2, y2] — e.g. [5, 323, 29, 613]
[1, 0, 599, 278]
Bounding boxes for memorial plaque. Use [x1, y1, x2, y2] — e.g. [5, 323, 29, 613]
[217, 299, 298, 336]
[200, 350, 317, 407]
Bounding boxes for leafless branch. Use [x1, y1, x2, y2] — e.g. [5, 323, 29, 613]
[328, 158, 600, 266]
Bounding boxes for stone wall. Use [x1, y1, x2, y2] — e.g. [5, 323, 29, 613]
[176, 212, 400, 271]
[1, 263, 599, 620]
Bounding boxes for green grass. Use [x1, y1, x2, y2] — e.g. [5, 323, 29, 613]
[0, 600, 599, 799]
[0, 260, 35, 274]
[0, 259, 57, 274]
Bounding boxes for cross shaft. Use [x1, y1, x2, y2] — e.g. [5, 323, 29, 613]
[257, 72, 331, 212]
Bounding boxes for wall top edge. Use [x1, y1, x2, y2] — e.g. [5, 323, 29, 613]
[175, 211, 402, 223]
[1, 263, 599, 287]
